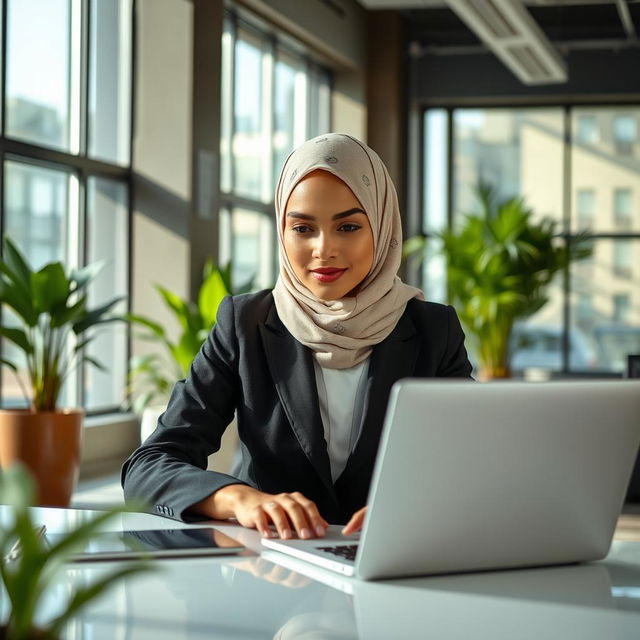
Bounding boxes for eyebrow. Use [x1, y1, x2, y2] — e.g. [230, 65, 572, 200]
[286, 207, 366, 221]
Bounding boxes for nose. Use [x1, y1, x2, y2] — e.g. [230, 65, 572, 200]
[311, 232, 337, 260]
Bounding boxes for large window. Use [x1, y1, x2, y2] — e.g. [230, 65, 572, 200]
[421, 106, 640, 376]
[219, 10, 331, 290]
[0, 0, 133, 412]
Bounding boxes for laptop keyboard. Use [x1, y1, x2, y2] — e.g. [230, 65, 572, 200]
[316, 544, 358, 562]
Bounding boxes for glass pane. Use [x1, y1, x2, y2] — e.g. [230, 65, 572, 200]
[571, 107, 640, 232]
[452, 108, 564, 226]
[571, 239, 640, 373]
[2, 161, 71, 408]
[6, 0, 72, 151]
[88, 0, 132, 165]
[614, 188, 632, 226]
[423, 109, 448, 234]
[220, 21, 233, 194]
[509, 276, 576, 376]
[233, 31, 267, 201]
[575, 188, 595, 230]
[273, 52, 304, 187]
[232, 209, 274, 291]
[308, 66, 331, 139]
[4, 161, 68, 266]
[420, 237, 446, 305]
[84, 178, 128, 411]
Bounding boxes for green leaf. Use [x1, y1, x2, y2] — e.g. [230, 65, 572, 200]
[126, 313, 166, 338]
[198, 268, 229, 327]
[0, 327, 34, 355]
[2, 237, 33, 291]
[31, 262, 70, 314]
[48, 563, 157, 636]
[51, 295, 88, 329]
[70, 260, 105, 292]
[155, 286, 190, 328]
[72, 296, 124, 334]
[402, 234, 427, 260]
[1, 357, 17, 372]
[82, 355, 107, 372]
[0, 278, 38, 327]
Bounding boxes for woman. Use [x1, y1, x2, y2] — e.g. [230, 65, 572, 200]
[122, 133, 472, 540]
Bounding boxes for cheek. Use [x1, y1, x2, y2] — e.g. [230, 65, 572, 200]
[354, 233, 374, 274]
[283, 235, 307, 268]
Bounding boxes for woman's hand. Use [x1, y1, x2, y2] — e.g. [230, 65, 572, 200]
[194, 484, 329, 540]
[342, 506, 367, 535]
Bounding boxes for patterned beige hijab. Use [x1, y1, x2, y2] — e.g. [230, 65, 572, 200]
[272, 133, 423, 369]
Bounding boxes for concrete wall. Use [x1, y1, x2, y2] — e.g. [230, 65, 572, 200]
[132, 0, 192, 334]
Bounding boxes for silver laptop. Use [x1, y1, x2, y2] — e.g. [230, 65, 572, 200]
[261, 379, 640, 580]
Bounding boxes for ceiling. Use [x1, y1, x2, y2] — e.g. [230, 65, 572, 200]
[357, 0, 640, 84]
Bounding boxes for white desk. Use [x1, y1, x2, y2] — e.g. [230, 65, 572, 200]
[2, 507, 640, 639]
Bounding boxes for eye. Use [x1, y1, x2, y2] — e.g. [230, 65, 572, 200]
[291, 224, 312, 234]
[339, 223, 362, 232]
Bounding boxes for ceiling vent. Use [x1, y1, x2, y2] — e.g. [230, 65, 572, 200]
[445, 0, 568, 85]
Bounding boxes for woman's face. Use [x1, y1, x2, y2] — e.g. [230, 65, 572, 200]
[283, 170, 374, 301]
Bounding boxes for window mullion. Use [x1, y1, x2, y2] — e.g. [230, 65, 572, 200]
[69, 0, 84, 155]
[262, 36, 274, 204]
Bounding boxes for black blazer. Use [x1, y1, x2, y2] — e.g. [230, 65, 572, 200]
[121, 290, 473, 524]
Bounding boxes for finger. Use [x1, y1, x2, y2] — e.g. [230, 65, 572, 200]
[342, 506, 367, 535]
[290, 492, 329, 538]
[278, 495, 315, 539]
[252, 507, 273, 538]
[263, 502, 294, 539]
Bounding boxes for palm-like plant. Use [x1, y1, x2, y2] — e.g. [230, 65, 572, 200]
[404, 183, 592, 378]
[127, 261, 253, 413]
[0, 237, 124, 411]
[0, 464, 153, 639]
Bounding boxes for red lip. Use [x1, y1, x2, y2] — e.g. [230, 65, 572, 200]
[310, 268, 347, 283]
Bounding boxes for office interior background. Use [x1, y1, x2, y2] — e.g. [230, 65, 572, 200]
[0, 0, 638, 479]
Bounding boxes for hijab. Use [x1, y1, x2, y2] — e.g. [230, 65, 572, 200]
[272, 133, 423, 369]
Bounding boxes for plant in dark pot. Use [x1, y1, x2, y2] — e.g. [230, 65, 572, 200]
[0, 237, 124, 506]
[404, 183, 592, 379]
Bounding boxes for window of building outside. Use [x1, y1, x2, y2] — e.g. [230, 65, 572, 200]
[0, 0, 133, 413]
[219, 10, 331, 291]
[422, 106, 640, 376]
[576, 188, 595, 229]
[614, 188, 632, 227]
[613, 115, 637, 155]
[576, 114, 599, 145]
[613, 294, 631, 324]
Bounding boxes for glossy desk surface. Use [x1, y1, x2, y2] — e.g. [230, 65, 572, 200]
[2, 506, 640, 639]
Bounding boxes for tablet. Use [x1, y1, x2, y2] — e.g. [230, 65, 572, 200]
[45, 527, 245, 562]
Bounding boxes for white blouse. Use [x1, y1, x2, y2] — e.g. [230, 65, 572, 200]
[312, 357, 370, 483]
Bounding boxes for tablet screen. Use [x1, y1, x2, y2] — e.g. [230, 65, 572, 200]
[45, 527, 245, 561]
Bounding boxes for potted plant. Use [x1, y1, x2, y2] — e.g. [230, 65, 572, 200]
[127, 260, 253, 439]
[0, 237, 124, 506]
[0, 463, 152, 639]
[404, 183, 592, 379]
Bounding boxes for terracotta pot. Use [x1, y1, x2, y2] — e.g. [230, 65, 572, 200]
[0, 409, 83, 507]
[477, 366, 511, 381]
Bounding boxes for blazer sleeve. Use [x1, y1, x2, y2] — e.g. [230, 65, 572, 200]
[438, 305, 474, 378]
[121, 295, 248, 521]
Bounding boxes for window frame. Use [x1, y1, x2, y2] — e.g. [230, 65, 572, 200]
[415, 101, 640, 378]
[0, 0, 135, 415]
[219, 7, 332, 292]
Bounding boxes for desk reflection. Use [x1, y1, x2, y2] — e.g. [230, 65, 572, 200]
[12, 545, 640, 639]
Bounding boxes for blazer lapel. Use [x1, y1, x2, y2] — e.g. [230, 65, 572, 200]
[259, 306, 336, 499]
[338, 310, 420, 483]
